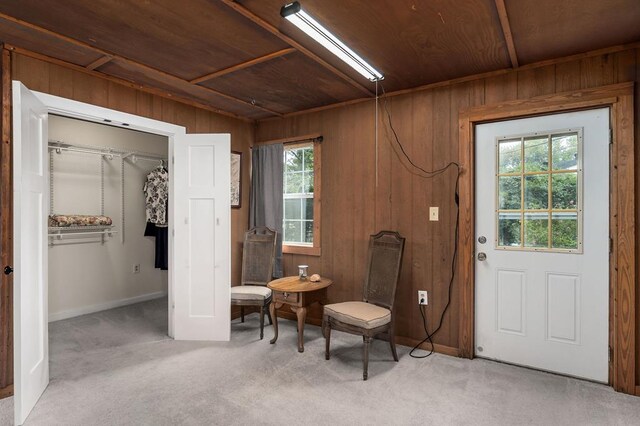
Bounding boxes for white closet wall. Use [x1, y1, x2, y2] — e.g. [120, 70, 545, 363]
[48, 116, 169, 321]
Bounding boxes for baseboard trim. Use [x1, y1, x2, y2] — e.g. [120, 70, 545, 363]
[394, 336, 461, 357]
[270, 311, 461, 357]
[0, 384, 13, 399]
[48, 291, 168, 322]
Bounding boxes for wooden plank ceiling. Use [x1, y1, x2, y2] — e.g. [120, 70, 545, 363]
[0, 0, 638, 120]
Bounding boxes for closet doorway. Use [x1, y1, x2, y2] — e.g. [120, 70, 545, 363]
[12, 81, 232, 425]
[48, 115, 170, 324]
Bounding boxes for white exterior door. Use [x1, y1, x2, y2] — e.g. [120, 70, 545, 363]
[475, 108, 609, 382]
[13, 81, 49, 424]
[172, 133, 231, 340]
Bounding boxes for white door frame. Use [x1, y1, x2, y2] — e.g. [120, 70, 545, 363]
[31, 88, 187, 338]
[458, 83, 636, 395]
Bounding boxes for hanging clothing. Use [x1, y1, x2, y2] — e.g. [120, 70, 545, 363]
[144, 166, 169, 270]
[143, 166, 169, 227]
[144, 222, 168, 270]
[154, 226, 169, 270]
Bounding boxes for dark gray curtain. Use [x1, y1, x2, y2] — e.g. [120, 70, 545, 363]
[250, 144, 284, 277]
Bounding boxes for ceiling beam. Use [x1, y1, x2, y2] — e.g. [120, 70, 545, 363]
[259, 41, 640, 121]
[85, 55, 113, 70]
[5, 45, 254, 122]
[190, 47, 296, 84]
[220, 0, 374, 97]
[0, 12, 283, 117]
[101, 55, 284, 117]
[495, 0, 519, 68]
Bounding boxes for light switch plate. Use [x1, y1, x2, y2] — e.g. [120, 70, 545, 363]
[429, 207, 439, 221]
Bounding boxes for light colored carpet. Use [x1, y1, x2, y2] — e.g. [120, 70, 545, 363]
[1, 298, 639, 425]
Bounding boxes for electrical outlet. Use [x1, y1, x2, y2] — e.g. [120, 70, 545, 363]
[429, 207, 439, 221]
[133, 264, 141, 274]
[418, 290, 428, 305]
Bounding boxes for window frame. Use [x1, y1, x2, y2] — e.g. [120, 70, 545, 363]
[282, 140, 322, 256]
[494, 127, 583, 254]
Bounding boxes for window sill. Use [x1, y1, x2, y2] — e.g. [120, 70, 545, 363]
[283, 245, 321, 256]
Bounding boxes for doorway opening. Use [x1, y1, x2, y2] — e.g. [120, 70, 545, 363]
[13, 81, 232, 425]
[47, 114, 171, 363]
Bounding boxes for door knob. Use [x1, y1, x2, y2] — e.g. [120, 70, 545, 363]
[3, 266, 13, 275]
[477, 252, 487, 261]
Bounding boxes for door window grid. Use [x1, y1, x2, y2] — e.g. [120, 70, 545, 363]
[495, 129, 582, 253]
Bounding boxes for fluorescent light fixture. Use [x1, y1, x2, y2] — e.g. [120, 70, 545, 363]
[280, 2, 384, 82]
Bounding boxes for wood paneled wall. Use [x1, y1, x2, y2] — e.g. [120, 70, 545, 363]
[257, 48, 640, 366]
[0, 48, 12, 399]
[11, 52, 254, 287]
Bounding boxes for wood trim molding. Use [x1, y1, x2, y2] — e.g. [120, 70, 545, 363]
[259, 42, 640, 122]
[0, 384, 13, 400]
[394, 336, 461, 358]
[5, 46, 254, 122]
[255, 132, 322, 146]
[0, 12, 283, 118]
[387, 43, 640, 100]
[281, 138, 322, 257]
[219, 0, 374, 97]
[190, 48, 296, 84]
[494, 0, 519, 68]
[85, 55, 113, 71]
[457, 82, 636, 395]
[0, 46, 13, 399]
[282, 245, 321, 256]
[272, 310, 461, 356]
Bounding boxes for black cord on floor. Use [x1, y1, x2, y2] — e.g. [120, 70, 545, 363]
[377, 84, 460, 359]
[410, 304, 435, 358]
[409, 178, 459, 358]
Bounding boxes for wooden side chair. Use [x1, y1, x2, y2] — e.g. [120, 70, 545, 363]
[322, 231, 405, 380]
[230, 226, 277, 339]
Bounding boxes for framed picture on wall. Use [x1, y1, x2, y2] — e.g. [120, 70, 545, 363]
[231, 151, 242, 208]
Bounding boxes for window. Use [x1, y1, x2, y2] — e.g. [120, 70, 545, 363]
[283, 141, 321, 255]
[496, 129, 582, 252]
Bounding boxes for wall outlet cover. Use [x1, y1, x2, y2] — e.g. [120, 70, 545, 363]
[418, 290, 428, 305]
[133, 264, 141, 274]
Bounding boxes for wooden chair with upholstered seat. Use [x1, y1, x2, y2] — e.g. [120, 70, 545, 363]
[322, 230, 405, 380]
[231, 226, 277, 339]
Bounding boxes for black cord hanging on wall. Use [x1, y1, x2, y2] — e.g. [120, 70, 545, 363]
[377, 83, 460, 359]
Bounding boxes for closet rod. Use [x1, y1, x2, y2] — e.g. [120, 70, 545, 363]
[48, 230, 118, 239]
[49, 140, 166, 162]
[123, 154, 167, 164]
[49, 145, 119, 158]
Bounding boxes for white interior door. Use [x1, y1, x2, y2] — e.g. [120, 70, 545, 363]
[13, 81, 49, 424]
[475, 108, 609, 382]
[172, 133, 230, 340]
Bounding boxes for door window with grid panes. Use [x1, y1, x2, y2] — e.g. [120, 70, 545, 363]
[283, 143, 314, 246]
[496, 129, 582, 252]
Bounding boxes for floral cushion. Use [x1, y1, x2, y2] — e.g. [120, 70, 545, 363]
[49, 215, 113, 227]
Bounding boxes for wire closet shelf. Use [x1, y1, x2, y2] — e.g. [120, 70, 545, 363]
[47, 140, 167, 242]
